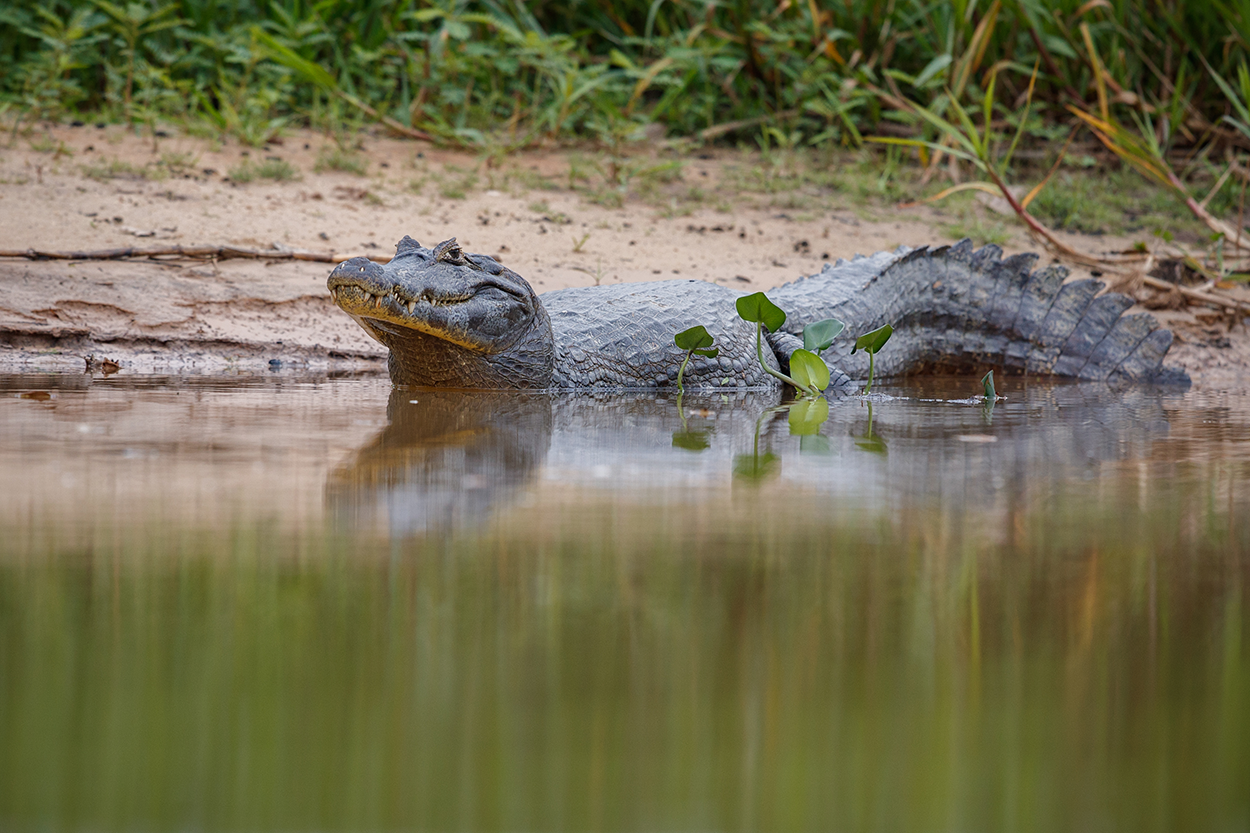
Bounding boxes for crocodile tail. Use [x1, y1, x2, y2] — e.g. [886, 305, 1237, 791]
[781, 239, 1186, 384]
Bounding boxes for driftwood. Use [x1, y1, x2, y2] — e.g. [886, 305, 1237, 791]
[0, 244, 391, 264]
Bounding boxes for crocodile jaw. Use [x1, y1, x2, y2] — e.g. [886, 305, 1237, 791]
[327, 237, 556, 388]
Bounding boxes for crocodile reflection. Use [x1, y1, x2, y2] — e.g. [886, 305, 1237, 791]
[324, 390, 556, 536]
[326, 382, 1181, 537]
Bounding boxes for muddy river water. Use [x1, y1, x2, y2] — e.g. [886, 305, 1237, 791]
[1, 372, 1247, 831]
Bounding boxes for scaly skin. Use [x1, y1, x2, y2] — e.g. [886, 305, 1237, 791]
[327, 236, 1188, 390]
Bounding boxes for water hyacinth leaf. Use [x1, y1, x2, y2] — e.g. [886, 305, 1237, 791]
[674, 324, 715, 352]
[799, 434, 832, 454]
[803, 317, 845, 354]
[787, 397, 830, 435]
[852, 323, 894, 355]
[735, 292, 786, 333]
[788, 349, 830, 392]
[672, 429, 712, 451]
[733, 451, 780, 481]
[855, 435, 888, 455]
[674, 324, 718, 392]
[981, 369, 996, 400]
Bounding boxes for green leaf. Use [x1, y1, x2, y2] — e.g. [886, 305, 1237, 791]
[799, 434, 832, 454]
[981, 369, 996, 400]
[787, 397, 830, 435]
[250, 27, 338, 90]
[674, 324, 714, 351]
[852, 324, 894, 355]
[693, 348, 719, 358]
[855, 435, 888, 456]
[735, 292, 786, 333]
[788, 349, 830, 393]
[802, 317, 845, 354]
[733, 451, 780, 481]
[913, 54, 952, 88]
[672, 429, 711, 451]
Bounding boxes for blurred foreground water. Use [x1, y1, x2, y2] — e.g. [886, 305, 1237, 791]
[0, 373, 1247, 832]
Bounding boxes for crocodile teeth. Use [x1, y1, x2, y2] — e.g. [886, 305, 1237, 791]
[406, 301, 416, 313]
[374, 295, 383, 309]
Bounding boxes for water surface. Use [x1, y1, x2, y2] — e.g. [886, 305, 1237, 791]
[1, 373, 1247, 832]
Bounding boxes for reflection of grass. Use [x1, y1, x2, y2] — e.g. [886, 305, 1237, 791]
[1, 450, 1244, 832]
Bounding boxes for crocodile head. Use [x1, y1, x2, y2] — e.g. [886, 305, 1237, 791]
[328, 236, 555, 388]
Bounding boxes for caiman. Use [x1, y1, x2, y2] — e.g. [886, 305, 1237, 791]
[327, 235, 1188, 390]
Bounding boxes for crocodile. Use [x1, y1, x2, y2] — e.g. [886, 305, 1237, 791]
[327, 235, 1188, 390]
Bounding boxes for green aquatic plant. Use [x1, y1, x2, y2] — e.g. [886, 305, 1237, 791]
[852, 324, 894, 393]
[734, 293, 841, 398]
[787, 397, 829, 437]
[672, 325, 718, 394]
[733, 406, 783, 482]
[854, 402, 887, 456]
[979, 369, 1006, 419]
[981, 370, 997, 401]
[803, 318, 845, 356]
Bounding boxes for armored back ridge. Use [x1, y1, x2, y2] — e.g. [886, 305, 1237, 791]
[328, 236, 1188, 390]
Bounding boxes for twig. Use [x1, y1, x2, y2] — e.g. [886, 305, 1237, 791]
[1140, 274, 1250, 313]
[0, 244, 391, 264]
[698, 108, 800, 141]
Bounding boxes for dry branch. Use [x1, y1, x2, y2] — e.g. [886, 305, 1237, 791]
[1140, 274, 1250, 314]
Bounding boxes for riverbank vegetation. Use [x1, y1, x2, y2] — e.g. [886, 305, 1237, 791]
[3, 1, 1250, 268]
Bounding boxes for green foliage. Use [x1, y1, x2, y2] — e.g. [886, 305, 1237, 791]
[853, 324, 894, 356]
[735, 292, 786, 334]
[315, 146, 368, 175]
[672, 324, 718, 394]
[981, 370, 996, 401]
[786, 397, 828, 436]
[1208, 61, 1250, 142]
[788, 349, 830, 393]
[735, 292, 822, 396]
[229, 157, 300, 183]
[0, 0, 1244, 170]
[802, 318, 844, 355]
[852, 323, 894, 393]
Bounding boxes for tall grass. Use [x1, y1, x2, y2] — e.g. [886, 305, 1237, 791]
[2, 0, 1247, 148]
[3, 0, 1250, 253]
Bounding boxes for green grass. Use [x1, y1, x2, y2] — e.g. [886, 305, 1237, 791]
[228, 158, 301, 183]
[314, 147, 368, 175]
[940, 215, 1012, 247]
[81, 157, 157, 181]
[436, 167, 476, 200]
[1028, 172, 1121, 234]
[6, 0, 1247, 244]
[1028, 168, 1210, 241]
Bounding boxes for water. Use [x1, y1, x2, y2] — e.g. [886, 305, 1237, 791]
[1, 373, 1247, 832]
